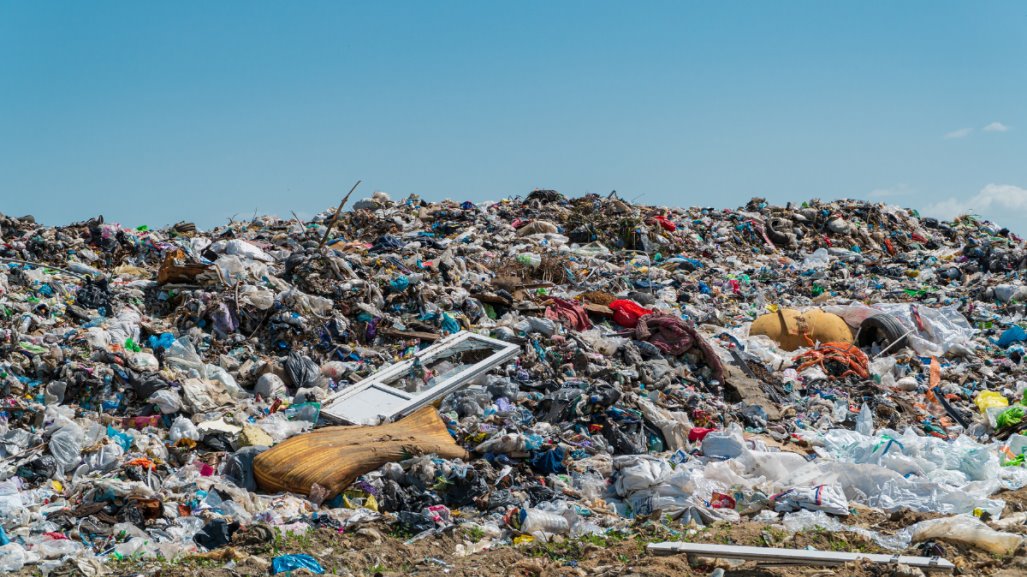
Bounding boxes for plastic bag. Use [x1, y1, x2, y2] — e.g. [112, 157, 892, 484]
[272, 554, 324, 575]
[609, 300, 653, 328]
[169, 416, 201, 443]
[206, 364, 248, 398]
[976, 391, 1009, 414]
[997, 405, 1026, 429]
[800, 248, 831, 270]
[254, 373, 287, 398]
[165, 337, 207, 377]
[911, 514, 1024, 555]
[525, 317, 557, 336]
[84, 442, 124, 473]
[873, 303, 976, 357]
[738, 450, 808, 484]
[210, 239, 275, 262]
[285, 352, 323, 389]
[612, 456, 672, 496]
[772, 484, 849, 516]
[127, 352, 159, 372]
[239, 285, 275, 310]
[148, 388, 183, 414]
[701, 425, 746, 459]
[781, 510, 911, 551]
[856, 403, 874, 436]
[34, 537, 84, 559]
[256, 412, 313, 443]
[0, 480, 24, 519]
[0, 543, 32, 572]
[49, 424, 84, 472]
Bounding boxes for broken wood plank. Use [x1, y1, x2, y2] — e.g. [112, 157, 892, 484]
[720, 364, 782, 420]
[470, 292, 513, 306]
[583, 302, 613, 316]
[647, 542, 954, 572]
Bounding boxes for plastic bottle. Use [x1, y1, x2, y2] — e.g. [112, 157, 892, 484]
[856, 403, 874, 436]
[516, 253, 542, 268]
[510, 507, 570, 534]
[67, 261, 104, 277]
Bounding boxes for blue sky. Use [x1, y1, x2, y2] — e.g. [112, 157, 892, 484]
[1, 2, 1025, 229]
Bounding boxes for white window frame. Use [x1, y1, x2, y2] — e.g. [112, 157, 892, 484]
[320, 331, 520, 425]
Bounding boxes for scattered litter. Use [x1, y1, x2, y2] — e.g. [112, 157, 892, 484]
[1, 194, 1026, 573]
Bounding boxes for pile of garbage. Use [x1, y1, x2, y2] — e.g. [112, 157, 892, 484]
[2, 192, 1027, 572]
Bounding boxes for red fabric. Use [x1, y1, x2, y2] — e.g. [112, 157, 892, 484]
[545, 297, 592, 331]
[710, 492, 736, 509]
[651, 215, 677, 231]
[634, 313, 695, 356]
[609, 299, 653, 328]
[123, 416, 161, 430]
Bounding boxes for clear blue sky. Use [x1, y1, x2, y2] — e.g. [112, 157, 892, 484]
[2, 2, 1025, 229]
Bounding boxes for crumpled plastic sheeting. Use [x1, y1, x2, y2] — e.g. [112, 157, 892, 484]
[874, 303, 977, 357]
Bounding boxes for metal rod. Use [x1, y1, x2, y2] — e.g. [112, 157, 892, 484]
[318, 180, 362, 249]
[0, 257, 90, 281]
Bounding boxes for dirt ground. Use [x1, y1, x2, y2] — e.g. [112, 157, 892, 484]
[23, 487, 1027, 577]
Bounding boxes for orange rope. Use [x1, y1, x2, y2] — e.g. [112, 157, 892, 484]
[793, 342, 869, 380]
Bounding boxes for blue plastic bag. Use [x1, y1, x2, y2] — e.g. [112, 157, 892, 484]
[996, 325, 1027, 348]
[272, 554, 324, 574]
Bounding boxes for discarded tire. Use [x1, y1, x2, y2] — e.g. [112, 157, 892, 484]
[765, 218, 795, 247]
[857, 313, 909, 352]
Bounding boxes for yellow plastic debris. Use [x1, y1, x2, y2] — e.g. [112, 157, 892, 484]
[975, 391, 1009, 414]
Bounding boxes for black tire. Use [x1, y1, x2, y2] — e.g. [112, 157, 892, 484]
[858, 313, 909, 351]
[765, 218, 793, 246]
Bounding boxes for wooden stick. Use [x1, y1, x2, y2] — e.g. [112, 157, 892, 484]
[318, 180, 362, 249]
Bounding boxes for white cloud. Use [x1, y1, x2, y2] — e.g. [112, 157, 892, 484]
[944, 127, 973, 139]
[983, 121, 1010, 132]
[924, 184, 1027, 226]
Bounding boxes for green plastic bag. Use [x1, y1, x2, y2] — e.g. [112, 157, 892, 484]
[996, 405, 1026, 429]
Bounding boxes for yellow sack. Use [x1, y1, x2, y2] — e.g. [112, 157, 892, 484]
[750, 308, 853, 352]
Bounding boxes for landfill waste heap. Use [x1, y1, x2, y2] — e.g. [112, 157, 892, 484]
[2, 191, 1027, 575]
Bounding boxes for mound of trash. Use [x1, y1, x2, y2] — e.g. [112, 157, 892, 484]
[1, 192, 1027, 573]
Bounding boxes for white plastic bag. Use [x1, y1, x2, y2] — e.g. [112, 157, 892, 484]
[773, 484, 849, 516]
[701, 425, 746, 459]
[911, 514, 1024, 555]
[128, 351, 159, 372]
[169, 416, 201, 443]
[49, 424, 84, 472]
[148, 388, 183, 414]
[613, 456, 672, 496]
[800, 248, 831, 270]
[0, 543, 33, 572]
